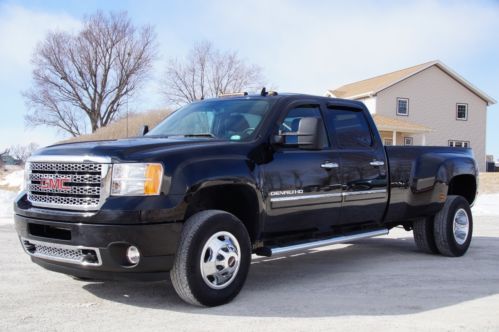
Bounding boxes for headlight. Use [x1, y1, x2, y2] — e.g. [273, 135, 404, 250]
[111, 163, 164, 196]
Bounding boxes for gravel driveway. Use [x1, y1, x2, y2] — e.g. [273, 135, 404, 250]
[1, 215, 498, 331]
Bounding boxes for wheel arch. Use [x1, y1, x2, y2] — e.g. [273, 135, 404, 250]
[433, 155, 478, 205]
[447, 174, 477, 205]
[184, 182, 263, 244]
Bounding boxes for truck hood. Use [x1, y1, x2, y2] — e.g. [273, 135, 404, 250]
[33, 137, 228, 162]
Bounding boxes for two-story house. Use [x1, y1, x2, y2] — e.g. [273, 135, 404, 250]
[326, 60, 496, 171]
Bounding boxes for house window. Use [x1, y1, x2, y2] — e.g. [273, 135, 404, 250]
[404, 137, 413, 146]
[449, 140, 470, 148]
[456, 103, 468, 120]
[384, 138, 393, 146]
[396, 98, 409, 116]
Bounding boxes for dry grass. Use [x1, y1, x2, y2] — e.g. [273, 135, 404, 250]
[0, 167, 12, 191]
[63, 108, 172, 143]
[0, 185, 19, 192]
[479, 172, 499, 194]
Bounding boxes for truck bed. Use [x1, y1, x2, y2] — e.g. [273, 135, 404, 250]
[384, 145, 477, 223]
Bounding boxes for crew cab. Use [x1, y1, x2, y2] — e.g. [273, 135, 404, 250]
[14, 92, 478, 306]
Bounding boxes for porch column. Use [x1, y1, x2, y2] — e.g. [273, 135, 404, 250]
[422, 134, 426, 146]
[392, 130, 397, 146]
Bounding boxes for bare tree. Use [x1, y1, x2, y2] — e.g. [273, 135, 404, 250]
[163, 41, 264, 105]
[8, 143, 40, 164]
[24, 11, 156, 136]
[0, 149, 8, 169]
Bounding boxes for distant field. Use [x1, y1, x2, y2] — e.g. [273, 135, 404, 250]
[63, 108, 172, 143]
[479, 172, 499, 194]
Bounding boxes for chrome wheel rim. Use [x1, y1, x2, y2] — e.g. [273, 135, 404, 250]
[453, 208, 469, 245]
[200, 231, 241, 290]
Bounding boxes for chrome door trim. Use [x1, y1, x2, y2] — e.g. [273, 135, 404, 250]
[343, 189, 387, 196]
[269, 189, 387, 202]
[270, 192, 343, 202]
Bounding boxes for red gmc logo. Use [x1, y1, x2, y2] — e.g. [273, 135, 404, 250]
[40, 178, 71, 191]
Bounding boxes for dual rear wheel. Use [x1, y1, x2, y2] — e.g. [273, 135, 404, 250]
[413, 195, 473, 257]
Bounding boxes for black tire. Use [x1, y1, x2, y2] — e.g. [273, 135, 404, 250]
[170, 210, 251, 307]
[433, 195, 473, 257]
[413, 217, 439, 254]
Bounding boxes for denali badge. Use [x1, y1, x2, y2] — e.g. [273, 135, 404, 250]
[40, 178, 71, 191]
[269, 189, 304, 196]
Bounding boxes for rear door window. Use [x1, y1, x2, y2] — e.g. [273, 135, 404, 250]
[325, 107, 373, 148]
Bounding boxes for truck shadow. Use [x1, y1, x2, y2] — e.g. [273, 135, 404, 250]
[83, 235, 499, 317]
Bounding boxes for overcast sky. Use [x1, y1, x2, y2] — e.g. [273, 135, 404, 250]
[1, 0, 498, 157]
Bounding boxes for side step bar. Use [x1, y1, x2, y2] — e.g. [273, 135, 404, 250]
[256, 228, 389, 257]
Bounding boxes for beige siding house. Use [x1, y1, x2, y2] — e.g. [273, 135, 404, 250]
[326, 61, 496, 171]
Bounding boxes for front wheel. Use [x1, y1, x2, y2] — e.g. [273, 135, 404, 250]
[170, 210, 251, 306]
[433, 195, 473, 257]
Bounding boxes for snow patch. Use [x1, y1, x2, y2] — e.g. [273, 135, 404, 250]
[0, 190, 17, 223]
[0, 169, 24, 188]
[472, 194, 499, 217]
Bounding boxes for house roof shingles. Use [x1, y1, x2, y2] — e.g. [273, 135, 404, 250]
[328, 60, 496, 105]
[331, 62, 432, 99]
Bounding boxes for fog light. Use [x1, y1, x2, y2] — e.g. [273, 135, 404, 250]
[126, 246, 140, 265]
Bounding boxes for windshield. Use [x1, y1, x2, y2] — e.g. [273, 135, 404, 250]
[147, 99, 274, 141]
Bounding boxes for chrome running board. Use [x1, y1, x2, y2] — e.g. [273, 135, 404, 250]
[257, 228, 389, 257]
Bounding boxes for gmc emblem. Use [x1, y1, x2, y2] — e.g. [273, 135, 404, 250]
[40, 178, 71, 191]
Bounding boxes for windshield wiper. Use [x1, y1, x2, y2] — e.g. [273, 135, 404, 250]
[182, 133, 217, 138]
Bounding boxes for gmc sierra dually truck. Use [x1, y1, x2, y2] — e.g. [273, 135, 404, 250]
[15, 92, 478, 307]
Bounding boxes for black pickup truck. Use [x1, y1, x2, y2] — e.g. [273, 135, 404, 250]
[14, 92, 478, 306]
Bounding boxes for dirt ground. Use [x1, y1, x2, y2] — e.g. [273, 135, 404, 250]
[479, 172, 499, 194]
[1, 214, 498, 331]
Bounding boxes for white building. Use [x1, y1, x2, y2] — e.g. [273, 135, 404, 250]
[326, 60, 496, 171]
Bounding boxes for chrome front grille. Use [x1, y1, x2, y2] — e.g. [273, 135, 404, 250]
[28, 193, 101, 208]
[28, 183, 101, 196]
[21, 238, 101, 266]
[29, 162, 103, 172]
[29, 173, 102, 184]
[26, 156, 111, 211]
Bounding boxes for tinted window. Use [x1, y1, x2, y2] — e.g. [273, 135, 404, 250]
[279, 105, 328, 148]
[326, 108, 373, 148]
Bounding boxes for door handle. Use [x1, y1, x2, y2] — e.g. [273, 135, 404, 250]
[321, 162, 339, 169]
[370, 160, 385, 167]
